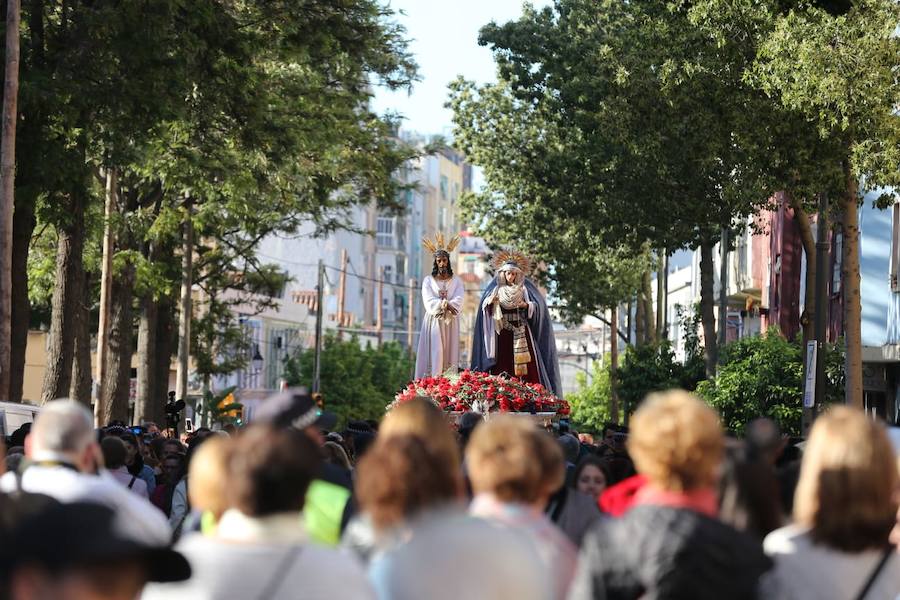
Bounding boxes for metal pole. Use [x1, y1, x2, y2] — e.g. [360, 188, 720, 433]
[376, 268, 384, 347]
[809, 193, 829, 431]
[336, 249, 347, 337]
[407, 278, 416, 361]
[95, 169, 117, 419]
[175, 195, 193, 406]
[718, 228, 729, 349]
[312, 259, 324, 394]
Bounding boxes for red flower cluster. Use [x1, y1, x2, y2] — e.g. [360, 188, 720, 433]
[390, 369, 570, 416]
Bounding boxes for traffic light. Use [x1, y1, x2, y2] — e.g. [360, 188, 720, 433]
[312, 392, 324, 410]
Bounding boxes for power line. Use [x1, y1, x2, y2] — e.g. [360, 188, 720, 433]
[326, 263, 486, 295]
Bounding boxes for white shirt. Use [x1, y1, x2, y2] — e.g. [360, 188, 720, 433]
[763, 524, 900, 600]
[142, 510, 375, 600]
[108, 466, 150, 499]
[0, 464, 170, 545]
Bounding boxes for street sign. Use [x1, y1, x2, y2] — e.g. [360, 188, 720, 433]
[803, 341, 817, 408]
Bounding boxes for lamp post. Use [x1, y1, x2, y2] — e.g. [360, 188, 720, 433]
[251, 344, 263, 388]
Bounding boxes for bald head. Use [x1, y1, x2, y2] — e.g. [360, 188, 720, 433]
[30, 400, 95, 460]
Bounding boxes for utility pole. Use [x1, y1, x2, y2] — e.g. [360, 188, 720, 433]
[376, 267, 384, 347]
[407, 278, 416, 361]
[175, 196, 193, 406]
[610, 305, 619, 424]
[312, 259, 324, 394]
[656, 249, 665, 338]
[718, 228, 730, 349]
[336, 249, 347, 337]
[662, 252, 669, 338]
[94, 170, 117, 419]
[804, 193, 829, 435]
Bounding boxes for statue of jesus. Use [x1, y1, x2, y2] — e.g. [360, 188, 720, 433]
[415, 234, 464, 378]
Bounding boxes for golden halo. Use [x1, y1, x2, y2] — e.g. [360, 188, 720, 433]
[490, 249, 532, 274]
[423, 232, 460, 255]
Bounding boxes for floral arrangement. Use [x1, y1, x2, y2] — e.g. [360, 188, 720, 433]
[390, 369, 569, 416]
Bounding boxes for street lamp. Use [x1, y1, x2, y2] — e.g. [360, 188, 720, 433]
[251, 345, 264, 376]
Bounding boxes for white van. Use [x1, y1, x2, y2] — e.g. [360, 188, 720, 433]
[0, 401, 40, 440]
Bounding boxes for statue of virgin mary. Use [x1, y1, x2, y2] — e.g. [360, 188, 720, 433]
[470, 250, 562, 397]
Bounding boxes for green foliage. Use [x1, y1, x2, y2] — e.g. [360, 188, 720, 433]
[617, 341, 706, 417]
[282, 334, 414, 428]
[696, 330, 845, 436]
[675, 303, 708, 386]
[196, 386, 243, 428]
[566, 358, 613, 433]
[697, 331, 802, 435]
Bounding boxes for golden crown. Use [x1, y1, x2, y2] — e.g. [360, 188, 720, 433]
[423, 232, 460, 256]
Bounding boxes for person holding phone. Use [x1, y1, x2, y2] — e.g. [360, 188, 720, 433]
[115, 430, 157, 496]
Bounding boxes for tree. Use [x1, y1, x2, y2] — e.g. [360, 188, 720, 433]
[282, 335, 413, 428]
[751, 0, 900, 406]
[0, 0, 20, 401]
[616, 341, 705, 418]
[12, 0, 417, 416]
[566, 358, 614, 432]
[696, 330, 845, 435]
[450, 1, 776, 376]
[698, 331, 803, 435]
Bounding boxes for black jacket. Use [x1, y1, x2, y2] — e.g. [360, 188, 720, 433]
[568, 504, 772, 600]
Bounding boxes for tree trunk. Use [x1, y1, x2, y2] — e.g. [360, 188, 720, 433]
[609, 305, 619, 423]
[153, 293, 176, 424]
[699, 237, 718, 377]
[641, 268, 655, 344]
[656, 250, 665, 339]
[40, 191, 86, 404]
[634, 291, 645, 346]
[135, 291, 158, 424]
[841, 162, 862, 408]
[789, 193, 817, 346]
[95, 168, 117, 410]
[718, 228, 730, 347]
[69, 270, 92, 406]
[626, 298, 633, 345]
[8, 189, 34, 402]
[0, 0, 21, 401]
[175, 199, 193, 403]
[99, 262, 136, 425]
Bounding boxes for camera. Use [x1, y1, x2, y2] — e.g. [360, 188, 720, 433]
[165, 391, 186, 433]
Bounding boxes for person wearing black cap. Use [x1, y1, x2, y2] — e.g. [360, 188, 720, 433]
[0, 501, 190, 600]
[252, 388, 355, 546]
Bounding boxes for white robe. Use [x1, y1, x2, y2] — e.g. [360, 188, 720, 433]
[415, 275, 464, 378]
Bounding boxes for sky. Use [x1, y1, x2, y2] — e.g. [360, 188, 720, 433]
[372, 0, 550, 138]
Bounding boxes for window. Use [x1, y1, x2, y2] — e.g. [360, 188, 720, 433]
[439, 208, 447, 231]
[377, 217, 394, 248]
[440, 175, 449, 200]
[891, 202, 899, 292]
[383, 265, 393, 283]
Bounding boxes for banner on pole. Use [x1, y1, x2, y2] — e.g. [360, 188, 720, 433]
[803, 341, 817, 408]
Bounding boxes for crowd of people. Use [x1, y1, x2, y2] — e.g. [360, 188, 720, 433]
[0, 388, 899, 599]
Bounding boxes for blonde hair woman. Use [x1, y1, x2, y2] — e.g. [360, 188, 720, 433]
[379, 397, 461, 478]
[763, 406, 899, 599]
[569, 390, 771, 600]
[466, 415, 576, 600]
[356, 409, 552, 600]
